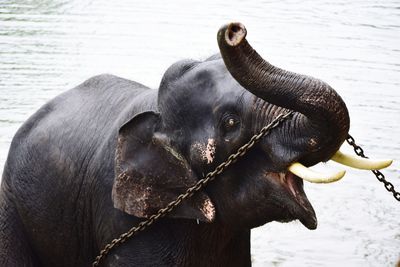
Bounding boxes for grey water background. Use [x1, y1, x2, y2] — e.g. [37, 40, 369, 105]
[0, 0, 399, 266]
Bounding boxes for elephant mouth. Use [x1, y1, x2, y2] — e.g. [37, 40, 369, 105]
[271, 151, 393, 230]
[274, 171, 317, 230]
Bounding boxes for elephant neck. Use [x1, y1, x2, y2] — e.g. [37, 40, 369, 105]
[158, 220, 251, 266]
[101, 219, 251, 266]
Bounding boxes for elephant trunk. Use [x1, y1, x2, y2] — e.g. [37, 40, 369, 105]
[217, 22, 350, 163]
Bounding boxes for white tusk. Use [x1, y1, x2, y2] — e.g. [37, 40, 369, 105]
[288, 162, 345, 184]
[331, 150, 393, 170]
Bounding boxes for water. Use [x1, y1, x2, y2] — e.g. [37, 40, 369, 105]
[1, 0, 399, 266]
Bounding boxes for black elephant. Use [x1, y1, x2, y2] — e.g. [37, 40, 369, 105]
[0, 23, 390, 266]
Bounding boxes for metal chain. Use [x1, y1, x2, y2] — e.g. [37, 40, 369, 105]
[92, 111, 294, 266]
[346, 135, 400, 202]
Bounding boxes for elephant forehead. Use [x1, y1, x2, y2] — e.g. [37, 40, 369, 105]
[179, 74, 245, 108]
[179, 60, 234, 91]
[159, 59, 251, 128]
[191, 59, 229, 78]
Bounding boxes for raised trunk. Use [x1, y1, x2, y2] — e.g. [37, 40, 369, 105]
[217, 23, 350, 162]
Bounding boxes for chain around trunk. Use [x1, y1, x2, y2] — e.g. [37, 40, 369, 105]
[92, 111, 294, 266]
[346, 135, 400, 202]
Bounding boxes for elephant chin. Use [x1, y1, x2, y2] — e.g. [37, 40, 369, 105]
[268, 171, 317, 230]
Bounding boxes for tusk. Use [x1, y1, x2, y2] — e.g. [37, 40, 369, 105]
[288, 162, 345, 184]
[331, 150, 392, 170]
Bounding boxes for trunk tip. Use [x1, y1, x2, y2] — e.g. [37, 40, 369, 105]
[218, 22, 247, 47]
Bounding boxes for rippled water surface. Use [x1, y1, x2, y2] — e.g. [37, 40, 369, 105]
[1, 0, 399, 266]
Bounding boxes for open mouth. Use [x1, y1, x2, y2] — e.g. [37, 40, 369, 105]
[275, 152, 393, 230]
[277, 171, 317, 230]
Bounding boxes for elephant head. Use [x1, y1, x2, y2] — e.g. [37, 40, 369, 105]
[112, 23, 391, 230]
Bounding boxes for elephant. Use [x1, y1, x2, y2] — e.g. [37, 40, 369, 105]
[0, 22, 391, 267]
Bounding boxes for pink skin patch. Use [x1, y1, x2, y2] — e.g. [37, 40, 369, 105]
[205, 138, 216, 164]
[191, 138, 216, 164]
[200, 198, 215, 222]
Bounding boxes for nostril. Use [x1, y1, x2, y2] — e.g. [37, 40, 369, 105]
[230, 24, 241, 33]
[228, 29, 234, 40]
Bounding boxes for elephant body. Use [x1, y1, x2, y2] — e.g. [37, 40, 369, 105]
[0, 23, 351, 266]
[0, 74, 251, 266]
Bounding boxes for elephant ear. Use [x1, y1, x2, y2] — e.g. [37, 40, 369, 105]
[112, 111, 215, 222]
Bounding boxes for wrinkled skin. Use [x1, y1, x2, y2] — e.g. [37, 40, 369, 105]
[0, 29, 349, 266]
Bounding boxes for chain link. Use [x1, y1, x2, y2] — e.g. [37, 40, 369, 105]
[92, 111, 294, 266]
[346, 135, 400, 202]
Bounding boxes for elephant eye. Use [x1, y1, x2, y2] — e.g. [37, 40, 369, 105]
[223, 114, 240, 131]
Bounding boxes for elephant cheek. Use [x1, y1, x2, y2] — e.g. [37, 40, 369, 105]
[190, 139, 216, 165]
